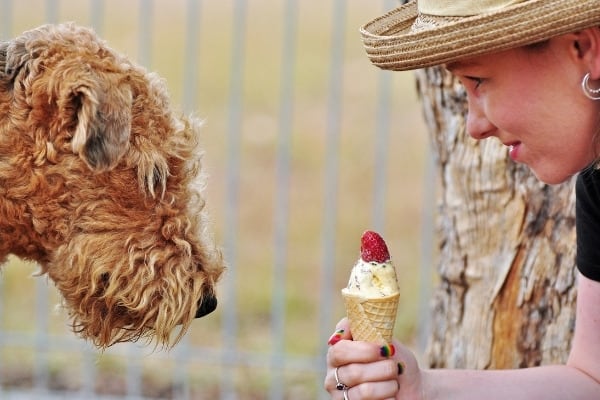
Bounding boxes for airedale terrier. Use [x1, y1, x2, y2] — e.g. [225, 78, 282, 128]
[0, 23, 225, 348]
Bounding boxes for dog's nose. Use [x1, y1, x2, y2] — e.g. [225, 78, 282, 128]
[195, 294, 217, 318]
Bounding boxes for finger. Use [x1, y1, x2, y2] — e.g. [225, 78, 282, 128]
[344, 379, 399, 400]
[326, 340, 383, 393]
[328, 338, 398, 368]
[325, 358, 401, 393]
[327, 339, 384, 368]
[336, 359, 400, 388]
[327, 318, 352, 346]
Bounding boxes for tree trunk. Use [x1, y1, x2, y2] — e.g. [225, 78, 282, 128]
[415, 67, 577, 370]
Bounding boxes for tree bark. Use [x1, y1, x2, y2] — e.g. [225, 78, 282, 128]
[415, 67, 578, 370]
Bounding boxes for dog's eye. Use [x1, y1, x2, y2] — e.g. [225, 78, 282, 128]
[153, 166, 163, 189]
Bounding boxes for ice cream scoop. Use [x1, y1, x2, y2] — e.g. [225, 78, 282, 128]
[342, 230, 400, 344]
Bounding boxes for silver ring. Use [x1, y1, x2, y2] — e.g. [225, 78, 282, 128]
[334, 367, 349, 391]
[343, 387, 350, 400]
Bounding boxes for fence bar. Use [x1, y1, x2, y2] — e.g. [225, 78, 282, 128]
[269, 0, 298, 399]
[138, 0, 153, 68]
[167, 2, 203, 398]
[45, 0, 58, 23]
[182, 0, 200, 114]
[90, 0, 104, 36]
[77, 3, 105, 395]
[0, 278, 2, 387]
[34, 279, 50, 392]
[29, 0, 61, 393]
[317, 0, 347, 398]
[171, 335, 191, 400]
[0, 0, 12, 38]
[0, 0, 7, 380]
[418, 151, 436, 356]
[221, 0, 248, 398]
[371, 69, 392, 232]
[121, 3, 156, 398]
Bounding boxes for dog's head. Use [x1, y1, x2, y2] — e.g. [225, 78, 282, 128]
[0, 23, 224, 348]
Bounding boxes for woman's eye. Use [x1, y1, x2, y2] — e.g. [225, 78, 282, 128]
[466, 76, 483, 89]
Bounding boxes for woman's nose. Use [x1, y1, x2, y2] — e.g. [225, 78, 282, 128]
[466, 101, 495, 140]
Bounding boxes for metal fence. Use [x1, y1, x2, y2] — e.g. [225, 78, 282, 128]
[0, 1, 432, 399]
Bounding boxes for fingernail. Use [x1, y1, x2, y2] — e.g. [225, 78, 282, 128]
[327, 329, 344, 346]
[397, 362, 405, 375]
[380, 343, 396, 358]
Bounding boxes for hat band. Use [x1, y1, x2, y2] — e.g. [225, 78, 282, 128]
[419, 0, 525, 16]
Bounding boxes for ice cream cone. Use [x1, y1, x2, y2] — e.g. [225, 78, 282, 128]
[342, 289, 399, 344]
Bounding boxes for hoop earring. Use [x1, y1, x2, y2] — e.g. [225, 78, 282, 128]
[582, 73, 600, 100]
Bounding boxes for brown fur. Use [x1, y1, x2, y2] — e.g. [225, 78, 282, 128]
[0, 23, 224, 349]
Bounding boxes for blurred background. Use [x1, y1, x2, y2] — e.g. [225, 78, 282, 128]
[0, 0, 432, 398]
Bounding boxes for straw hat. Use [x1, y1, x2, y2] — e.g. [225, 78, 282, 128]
[361, 0, 600, 71]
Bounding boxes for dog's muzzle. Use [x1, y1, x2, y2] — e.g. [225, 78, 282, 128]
[195, 294, 217, 318]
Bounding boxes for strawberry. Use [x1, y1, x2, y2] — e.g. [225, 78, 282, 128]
[360, 230, 390, 263]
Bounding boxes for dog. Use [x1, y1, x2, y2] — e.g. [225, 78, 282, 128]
[0, 23, 225, 349]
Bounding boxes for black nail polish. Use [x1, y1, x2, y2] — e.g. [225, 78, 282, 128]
[397, 362, 404, 375]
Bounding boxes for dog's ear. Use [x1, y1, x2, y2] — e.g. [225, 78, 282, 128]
[4, 25, 132, 172]
[1, 38, 29, 83]
[69, 75, 133, 172]
[0, 42, 10, 80]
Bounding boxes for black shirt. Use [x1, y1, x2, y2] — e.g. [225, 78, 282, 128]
[577, 167, 600, 281]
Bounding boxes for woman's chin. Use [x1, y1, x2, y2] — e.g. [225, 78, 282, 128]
[531, 169, 576, 185]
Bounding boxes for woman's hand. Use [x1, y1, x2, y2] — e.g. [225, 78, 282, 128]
[324, 318, 424, 400]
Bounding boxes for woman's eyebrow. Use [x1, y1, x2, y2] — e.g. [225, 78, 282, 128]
[445, 60, 480, 73]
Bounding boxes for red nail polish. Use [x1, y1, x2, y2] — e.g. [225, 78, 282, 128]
[327, 329, 344, 346]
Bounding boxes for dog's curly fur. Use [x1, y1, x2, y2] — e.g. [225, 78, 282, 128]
[0, 23, 224, 349]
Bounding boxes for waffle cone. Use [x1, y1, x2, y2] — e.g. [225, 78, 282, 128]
[342, 289, 399, 344]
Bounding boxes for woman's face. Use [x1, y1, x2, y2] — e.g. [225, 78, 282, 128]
[447, 34, 600, 184]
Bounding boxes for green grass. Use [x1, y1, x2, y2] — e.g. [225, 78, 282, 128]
[1, 0, 430, 397]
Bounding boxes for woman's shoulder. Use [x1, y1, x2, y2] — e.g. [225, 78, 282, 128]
[577, 165, 600, 196]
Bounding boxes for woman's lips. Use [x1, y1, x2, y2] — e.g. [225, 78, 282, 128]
[507, 142, 521, 161]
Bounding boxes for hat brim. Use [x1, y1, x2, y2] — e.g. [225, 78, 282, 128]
[361, 0, 600, 71]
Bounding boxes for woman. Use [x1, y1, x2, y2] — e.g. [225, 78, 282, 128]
[325, 1, 600, 399]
